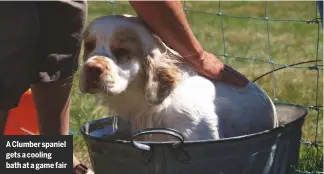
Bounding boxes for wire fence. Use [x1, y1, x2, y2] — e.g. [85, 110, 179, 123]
[0, 1, 321, 173]
[6, 1, 321, 173]
[106, 1, 323, 173]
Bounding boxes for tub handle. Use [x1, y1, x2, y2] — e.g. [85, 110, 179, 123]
[131, 128, 185, 152]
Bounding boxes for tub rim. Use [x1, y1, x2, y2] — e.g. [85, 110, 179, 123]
[80, 102, 307, 146]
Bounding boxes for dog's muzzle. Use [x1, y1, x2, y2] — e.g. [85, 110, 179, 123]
[83, 60, 106, 91]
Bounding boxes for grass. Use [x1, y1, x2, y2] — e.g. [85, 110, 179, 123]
[69, 1, 323, 172]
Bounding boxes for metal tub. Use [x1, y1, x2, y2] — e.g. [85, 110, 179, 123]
[80, 103, 307, 174]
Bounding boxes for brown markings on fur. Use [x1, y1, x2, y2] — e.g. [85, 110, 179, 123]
[90, 56, 114, 81]
[93, 57, 111, 70]
[82, 28, 96, 62]
[109, 25, 182, 104]
[83, 29, 89, 40]
[156, 66, 180, 101]
[143, 55, 181, 105]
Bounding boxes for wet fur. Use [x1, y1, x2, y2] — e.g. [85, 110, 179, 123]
[79, 15, 278, 142]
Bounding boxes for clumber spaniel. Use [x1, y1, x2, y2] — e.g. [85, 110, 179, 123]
[79, 15, 278, 141]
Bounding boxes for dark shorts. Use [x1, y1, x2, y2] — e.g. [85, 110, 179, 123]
[0, 1, 87, 110]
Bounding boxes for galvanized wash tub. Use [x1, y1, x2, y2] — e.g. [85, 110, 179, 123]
[80, 103, 307, 174]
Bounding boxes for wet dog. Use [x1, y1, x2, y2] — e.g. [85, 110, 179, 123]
[79, 15, 278, 141]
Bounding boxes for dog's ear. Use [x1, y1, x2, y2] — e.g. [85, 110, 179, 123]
[142, 35, 181, 105]
[143, 55, 180, 105]
[121, 14, 182, 105]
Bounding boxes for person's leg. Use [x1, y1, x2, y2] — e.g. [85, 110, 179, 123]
[0, 2, 39, 134]
[31, 1, 92, 174]
[31, 78, 88, 173]
[31, 79, 72, 135]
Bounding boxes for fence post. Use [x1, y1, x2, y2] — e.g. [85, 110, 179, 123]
[318, 0, 323, 28]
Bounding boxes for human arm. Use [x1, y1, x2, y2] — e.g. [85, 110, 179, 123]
[129, 1, 248, 87]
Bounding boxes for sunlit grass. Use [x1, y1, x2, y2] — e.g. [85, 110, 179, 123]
[70, 1, 323, 172]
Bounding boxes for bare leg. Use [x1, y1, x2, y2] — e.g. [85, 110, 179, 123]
[30, 79, 81, 169]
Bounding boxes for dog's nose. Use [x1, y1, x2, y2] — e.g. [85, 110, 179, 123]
[86, 62, 105, 77]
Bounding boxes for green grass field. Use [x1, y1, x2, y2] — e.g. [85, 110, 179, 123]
[69, 1, 323, 172]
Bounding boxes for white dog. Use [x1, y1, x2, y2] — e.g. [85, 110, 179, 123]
[79, 15, 278, 141]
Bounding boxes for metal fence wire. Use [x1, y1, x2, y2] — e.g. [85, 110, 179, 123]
[106, 1, 323, 173]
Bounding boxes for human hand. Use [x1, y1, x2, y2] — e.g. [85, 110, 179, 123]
[124, 15, 249, 87]
[186, 51, 249, 87]
[87, 169, 94, 174]
[73, 163, 95, 174]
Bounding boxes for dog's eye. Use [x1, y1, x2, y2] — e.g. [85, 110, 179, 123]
[112, 48, 129, 58]
[112, 48, 131, 63]
[84, 41, 95, 52]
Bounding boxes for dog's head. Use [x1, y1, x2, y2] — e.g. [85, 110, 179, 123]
[79, 15, 182, 105]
